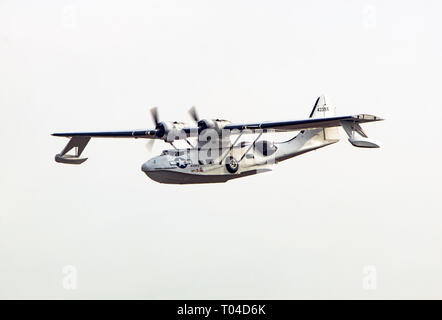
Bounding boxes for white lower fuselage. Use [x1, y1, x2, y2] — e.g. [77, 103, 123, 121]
[141, 128, 340, 184]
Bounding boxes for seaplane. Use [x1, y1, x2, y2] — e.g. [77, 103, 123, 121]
[52, 96, 383, 184]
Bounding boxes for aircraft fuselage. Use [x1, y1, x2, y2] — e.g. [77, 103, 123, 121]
[141, 127, 339, 184]
[141, 145, 273, 184]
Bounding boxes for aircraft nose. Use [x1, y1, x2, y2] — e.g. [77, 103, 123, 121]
[141, 161, 152, 172]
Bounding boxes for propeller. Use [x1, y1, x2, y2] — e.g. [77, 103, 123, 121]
[146, 139, 155, 152]
[150, 107, 160, 127]
[188, 105, 199, 123]
[146, 107, 160, 152]
[145, 105, 201, 152]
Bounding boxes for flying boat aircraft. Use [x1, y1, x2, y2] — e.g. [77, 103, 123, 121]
[52, 96, 383, 184]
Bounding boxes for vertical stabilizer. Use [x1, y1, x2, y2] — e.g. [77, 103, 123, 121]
[308, 95, 339, 140]
[309, 95, 336, 119]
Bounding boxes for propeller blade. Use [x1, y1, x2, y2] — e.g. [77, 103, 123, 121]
[188, 105, 199, 123]
[150, 107, 160, 126]
[146, 139, 155, 152]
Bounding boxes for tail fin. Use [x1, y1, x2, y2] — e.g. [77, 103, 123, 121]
[309, 95, 336, 119]
[308, 95, 339, 141]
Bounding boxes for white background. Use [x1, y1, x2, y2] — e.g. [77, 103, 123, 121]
[1, 0, 441, 299]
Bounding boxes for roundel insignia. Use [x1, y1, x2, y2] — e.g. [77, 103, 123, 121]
[175, 157, 187, 168]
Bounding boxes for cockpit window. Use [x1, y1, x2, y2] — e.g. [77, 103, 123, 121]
[161, 150, 186, 157]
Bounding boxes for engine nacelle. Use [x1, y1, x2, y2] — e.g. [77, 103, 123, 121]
[197, 119, 232, 148]
[156, 121, 187, 142]
[197, 119, 230, 133]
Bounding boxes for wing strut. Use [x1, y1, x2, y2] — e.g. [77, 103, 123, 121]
[219, 131, 244, 164]
[239, 131, 263, 162]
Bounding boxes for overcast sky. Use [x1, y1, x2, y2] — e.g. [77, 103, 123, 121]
[1, 0, 441, 299]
